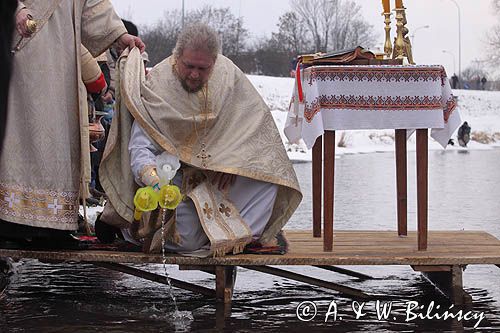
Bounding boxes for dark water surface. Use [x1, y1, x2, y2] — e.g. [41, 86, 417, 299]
[1, 149, 500, 332]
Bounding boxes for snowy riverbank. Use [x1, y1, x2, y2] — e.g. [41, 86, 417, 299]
[248, 74, 500, 162]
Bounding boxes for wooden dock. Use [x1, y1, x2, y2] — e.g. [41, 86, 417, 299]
[1, 230, 500, 310]
[2, 230, 499, 265]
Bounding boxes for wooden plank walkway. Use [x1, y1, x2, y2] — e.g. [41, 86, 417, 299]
[1, 230, 500, 266]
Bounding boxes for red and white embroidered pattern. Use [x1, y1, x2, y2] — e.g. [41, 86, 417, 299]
[306, 65, 447, 86]
[304, 95, 445, 122]
[299, 65, 456, 123]
[444, 96, 457, 122]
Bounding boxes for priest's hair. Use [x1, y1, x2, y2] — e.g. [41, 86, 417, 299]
[173, 23, 221, 60]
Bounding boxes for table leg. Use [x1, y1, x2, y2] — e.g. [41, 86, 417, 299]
[395, 129, 407, 236]
[416, 129, 428, 251]
[324, 131, 335, 252]
[312, 136, 323, 238]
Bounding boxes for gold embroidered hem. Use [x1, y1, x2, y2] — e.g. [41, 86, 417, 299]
[189, 181, 252, 257]
[0, 183, 79, 229]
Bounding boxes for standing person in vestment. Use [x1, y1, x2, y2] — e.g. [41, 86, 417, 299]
[0, 0, 145, 248]
[0, 0, 18, 289]
[99, 23, 302, 256]
[0, 0, 18, 153]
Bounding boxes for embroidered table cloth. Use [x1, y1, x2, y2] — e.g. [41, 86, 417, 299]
[284, 65, 461, 148]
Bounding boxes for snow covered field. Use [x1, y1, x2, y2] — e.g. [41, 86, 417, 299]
[248, 74, 500, 162]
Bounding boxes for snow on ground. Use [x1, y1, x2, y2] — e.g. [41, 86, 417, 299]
[247, 74, 500, 162]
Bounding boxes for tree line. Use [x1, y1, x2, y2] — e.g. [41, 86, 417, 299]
[139, 0, 377, 77]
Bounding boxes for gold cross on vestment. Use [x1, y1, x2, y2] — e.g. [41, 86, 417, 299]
[219, 203, 231, 217]
[196, 144, 211, 168]
[203, 202, 213, 219]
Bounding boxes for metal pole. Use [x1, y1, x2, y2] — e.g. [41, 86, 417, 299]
[182, 0, 185, 28]
[449, 0, 461, 85]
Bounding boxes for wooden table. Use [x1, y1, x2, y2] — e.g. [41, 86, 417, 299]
[285, 65, 461, 252]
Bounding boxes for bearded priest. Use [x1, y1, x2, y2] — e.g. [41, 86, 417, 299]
[99, 23, 302, 257]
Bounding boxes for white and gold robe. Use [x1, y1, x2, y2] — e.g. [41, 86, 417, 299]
[100, 48, 302, 256]
[0, 0, 126, 230]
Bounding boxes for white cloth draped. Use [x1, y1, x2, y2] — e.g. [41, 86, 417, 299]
[285, 65, 461, 149]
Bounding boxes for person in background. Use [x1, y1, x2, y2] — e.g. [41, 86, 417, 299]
[457, 121, 471, 148]
[91, 19, 144, 201]
[0, 0, 145, 249]
[82, 45, 108, 205]
[451, 74, 459, 90]
[481, 76, 487, 90]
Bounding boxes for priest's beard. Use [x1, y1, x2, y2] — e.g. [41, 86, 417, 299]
[180, 78, 204, 93]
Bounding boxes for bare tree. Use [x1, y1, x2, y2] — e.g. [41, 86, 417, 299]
[291, 0, 336, 52]
[328, 1, 377, 51]
[275, 11, 313, 55]
[291, 0, 376, 52]
[186, 6, 248, 57]
[492, 0, 500, 11]
[141, 10, 182, 66]
[140, 6, 249, 66]
[461, 63, 486, 82]
[486, 0, 500, 67]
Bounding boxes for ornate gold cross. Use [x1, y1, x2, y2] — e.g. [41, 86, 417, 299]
[196, 143, 211, 168]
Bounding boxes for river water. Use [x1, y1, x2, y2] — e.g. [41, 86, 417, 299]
[1, 149, 499, 332]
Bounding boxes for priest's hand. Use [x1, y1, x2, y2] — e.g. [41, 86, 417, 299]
[211, 172, 236, 192]
[116, 33, 146, 54]
[16, 8, 34, 38]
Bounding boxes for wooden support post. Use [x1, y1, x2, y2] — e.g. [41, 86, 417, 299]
[395, 129, 407, 236]
[215, 266, 236, 305]
[421, 265, 472, 305]
[312, 136, 323, 238]
[243, 265, 370, 300]
[416, 129, 428, 251]
[324, 131, 335, 252]
[93, 262, 216, 298]
[215, 266, 236, 321]
[313, 265, 374, 280]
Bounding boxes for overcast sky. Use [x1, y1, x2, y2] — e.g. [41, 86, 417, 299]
[110, 0, 497, 77]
